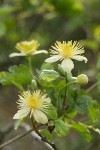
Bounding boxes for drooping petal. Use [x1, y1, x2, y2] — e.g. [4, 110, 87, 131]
[33, 109, 48, 124]
[50, 49, 59, 54]
[9, 53, 25, 58]
[30, 108, 34, 118]
[72, 55, 88, 63]
[33, 50, 48, 55]
[45, 55, 62, 63]
[73, 49, 85, 55]
[61, 58, 74, 73]
[43, 97, 51, 103]
[40, 94, 47, 99]
[13, 108, 30, 119]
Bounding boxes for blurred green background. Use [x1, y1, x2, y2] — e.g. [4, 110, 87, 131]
[0, 0, 100, 150]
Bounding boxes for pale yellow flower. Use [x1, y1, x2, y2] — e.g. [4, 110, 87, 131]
[13, 90, 51, 124]
[9, 40, 48, 57]
[45, 41, 87, 73]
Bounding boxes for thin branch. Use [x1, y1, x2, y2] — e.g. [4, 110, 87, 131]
[0, 129, 33, 149]
[0, 122, 15, 144]
[86, 82, 98, 92]
[0, 122, 55, 150]
[31, 118, 57, 150]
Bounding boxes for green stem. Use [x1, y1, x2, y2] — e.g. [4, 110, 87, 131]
[59, 82, 75, 97]
[31, 118, 58, 150]
[27, 56, 33, 78]
[58, 81, 75, 111]
[11, 81, 24, 92]
[63, 73, 68, 107]
[66, 72, 72, 103]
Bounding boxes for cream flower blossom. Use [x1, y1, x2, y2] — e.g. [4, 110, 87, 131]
[45, 41, 88, 73]
[9, 40, 48, 57]
[13, 90, 51, 124]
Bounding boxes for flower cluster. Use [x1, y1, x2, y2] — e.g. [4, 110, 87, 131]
[11, 39, 88, 125]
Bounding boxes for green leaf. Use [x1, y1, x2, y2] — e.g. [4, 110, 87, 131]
[39, 69, 59, 82]
[56, 79, 66, 91]
[65, 109, 77, 121]
[45, 104, 57, 120]
[0, 64, 33, 86]
[71, 122, 91, 142]
[41, 63, 53, 70]
[55, 119, 69, 136]
[39, 129, 54, 141]
[88, 100, 100, 122]
[38, 78, 55, 89]
[76, 91, 93, 114]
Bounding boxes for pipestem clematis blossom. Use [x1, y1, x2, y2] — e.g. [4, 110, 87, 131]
[13, 90, 51, 124]
[45, 41, 88, 73]
[9, 40, 48, 57]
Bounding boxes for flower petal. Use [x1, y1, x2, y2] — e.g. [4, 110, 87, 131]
[45, 55, 62, 63]
[9, 53, 25, 57]
[33, 50, 48, 55]
[33, 109, 48, 124]
[13, 108, 30, 119]
[72, 55, 88, 63]
[43, 97, 51, 103]
[61, 58, 74, 73]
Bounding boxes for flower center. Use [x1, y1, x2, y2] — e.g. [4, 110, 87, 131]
[60, 42, 73, 58]
[26, 95, 42, 109]
[16, 40, 39, 53]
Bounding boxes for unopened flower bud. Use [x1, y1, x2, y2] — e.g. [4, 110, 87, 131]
[32, 79, 37, 87]
[76, 74, 88, 85]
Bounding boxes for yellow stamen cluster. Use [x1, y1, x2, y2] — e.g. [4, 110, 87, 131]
[25, 93, 42, 109]
[16, 40, 39, 53]
[51, 41, 84, 58]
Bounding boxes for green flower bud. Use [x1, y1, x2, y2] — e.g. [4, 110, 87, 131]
[32, 79, 37, 87]
[76, 74, 88, 85]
